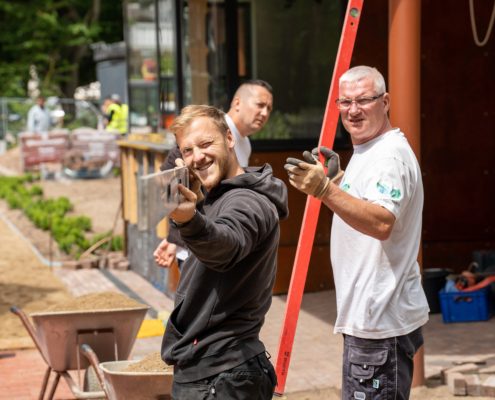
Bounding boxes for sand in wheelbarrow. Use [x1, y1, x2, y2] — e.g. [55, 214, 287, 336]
[124, 352, 173, 373]
[44, 292, 146, 312]
[28, 291, 149, 372]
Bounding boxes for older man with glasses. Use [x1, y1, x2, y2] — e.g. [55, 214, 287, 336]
[284, 65, 429, 399]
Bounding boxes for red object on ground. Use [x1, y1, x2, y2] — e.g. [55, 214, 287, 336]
[274, 0, 364, 395]
[462, 276, 495, 292]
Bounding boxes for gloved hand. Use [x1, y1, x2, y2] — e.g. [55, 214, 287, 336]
[311, 146, 344, 183]
[284, 151, 330, 199]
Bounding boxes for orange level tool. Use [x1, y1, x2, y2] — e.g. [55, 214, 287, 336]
[274, 0, 364, 395]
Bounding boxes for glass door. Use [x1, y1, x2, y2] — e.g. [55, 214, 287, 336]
[180, 0, 252, 110]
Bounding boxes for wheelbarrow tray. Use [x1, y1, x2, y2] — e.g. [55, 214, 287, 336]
[30, 306, 148, 372]
[99, 360, 173, 400]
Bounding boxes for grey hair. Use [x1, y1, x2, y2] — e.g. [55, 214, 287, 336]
[339, 66, 386, 94]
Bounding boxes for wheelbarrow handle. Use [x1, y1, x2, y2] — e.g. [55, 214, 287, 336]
[10, 305, 50, 362]
[80, 344, 108, 395]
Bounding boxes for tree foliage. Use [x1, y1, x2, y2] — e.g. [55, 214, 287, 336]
[0, 0, 123, 97]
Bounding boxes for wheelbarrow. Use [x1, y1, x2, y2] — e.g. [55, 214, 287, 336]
[81, 344, 173, 400]
[11, 303, 149, 399]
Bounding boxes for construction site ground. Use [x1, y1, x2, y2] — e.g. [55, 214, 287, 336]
[1, 147, 495, 399]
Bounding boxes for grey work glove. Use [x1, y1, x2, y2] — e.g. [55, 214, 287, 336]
[284, 151, 330, 199]
[311, 146, 344, 183]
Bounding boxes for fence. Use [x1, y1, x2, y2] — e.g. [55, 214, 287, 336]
[0, 97, 104, 143]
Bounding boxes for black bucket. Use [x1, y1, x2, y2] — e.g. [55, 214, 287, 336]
[422, 268, 451, 313]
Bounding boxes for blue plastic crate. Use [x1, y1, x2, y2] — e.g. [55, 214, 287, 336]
[439, 286, 492, 323]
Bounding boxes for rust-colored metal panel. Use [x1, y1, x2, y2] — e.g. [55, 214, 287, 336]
[421, 0, 495, 270]
[252, 150, 352, 248]
[273, 245, 334, 295]
[346, 0, 495, 273]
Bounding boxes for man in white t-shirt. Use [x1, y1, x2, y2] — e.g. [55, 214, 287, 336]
[225, 79, 273, 167]
[154, 80, 273, 269]
[27, 96, 50, 134]
[284, 66, 429, 399]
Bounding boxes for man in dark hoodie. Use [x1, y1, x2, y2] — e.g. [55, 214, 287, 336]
[154, 79, 273, 269]
[157, 105, 288, 399]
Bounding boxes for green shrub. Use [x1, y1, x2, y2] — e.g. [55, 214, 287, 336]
[0, 174, 119, 256]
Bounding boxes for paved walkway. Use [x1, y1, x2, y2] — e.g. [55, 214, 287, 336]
[2, 217, 495, 399]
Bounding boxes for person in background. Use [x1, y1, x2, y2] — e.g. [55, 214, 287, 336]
[105, 94, 128, 134]
[159, 105, 288, 399]
[225, 79, 273, 167]
[27, 96, 50, 134]
[284, 65, 429, 400]
[154, 79, 274, 269]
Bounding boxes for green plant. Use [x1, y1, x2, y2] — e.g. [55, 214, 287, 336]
[0, 174, 122, 257]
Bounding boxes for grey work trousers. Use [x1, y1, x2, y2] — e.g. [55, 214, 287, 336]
[341, 327, 423, 400]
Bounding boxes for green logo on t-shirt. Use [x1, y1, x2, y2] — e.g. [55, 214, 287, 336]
[376, 181, 401, 199]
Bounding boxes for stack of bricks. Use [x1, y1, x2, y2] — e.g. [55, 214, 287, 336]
[442, 357, 495, 396]
[62, 251, 130, 271]
[69, 130, 120, 167]
[19, 131, 70, 172]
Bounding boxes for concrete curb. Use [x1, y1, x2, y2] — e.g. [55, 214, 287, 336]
[0, 211, 62, 267]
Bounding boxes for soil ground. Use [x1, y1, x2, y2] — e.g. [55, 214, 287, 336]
[0, 146, 122, 349]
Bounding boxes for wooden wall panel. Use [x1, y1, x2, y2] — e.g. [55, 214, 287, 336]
[420, 0, 495, 271]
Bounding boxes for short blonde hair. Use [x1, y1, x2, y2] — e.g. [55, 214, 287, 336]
[169, 105, 229, 137]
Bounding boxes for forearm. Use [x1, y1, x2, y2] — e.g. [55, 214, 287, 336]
[179, 212, 256, 270]
[322, 182, 395, 240]
[179, 196, 273, 271]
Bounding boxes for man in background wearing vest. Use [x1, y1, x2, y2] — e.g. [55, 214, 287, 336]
[105, 94, 128, 135]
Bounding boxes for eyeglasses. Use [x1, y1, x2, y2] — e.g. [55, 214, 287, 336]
[335, 93, 385, 110]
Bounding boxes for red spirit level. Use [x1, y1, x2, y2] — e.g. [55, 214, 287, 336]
[274, 0, 364, 395]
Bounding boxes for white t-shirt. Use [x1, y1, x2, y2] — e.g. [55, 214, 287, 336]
[225, 114, 251, 168]
[331, 129, 429, 339]
[27, 104, 50, 134]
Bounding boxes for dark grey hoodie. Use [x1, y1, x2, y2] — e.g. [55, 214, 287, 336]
[161, 163, 289, 383]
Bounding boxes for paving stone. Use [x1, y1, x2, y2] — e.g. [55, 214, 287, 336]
[79, 258, 94, 269]
[98, 256, 108, 268]
[0, 350, 74, 400]
[482, 375, 495, 397]
[447, 372, 467, 396]
[465, 374, 482, 396]
[442, 363, 480, 384]
[107, 251, 123, 260]
[107, 257, 120, 269]
[480, 365, 495, 374]
[116, 260, 130, 270]
[61, 260, 80, 270]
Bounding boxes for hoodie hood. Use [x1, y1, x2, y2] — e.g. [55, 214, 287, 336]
[206, 163, 289, 220]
